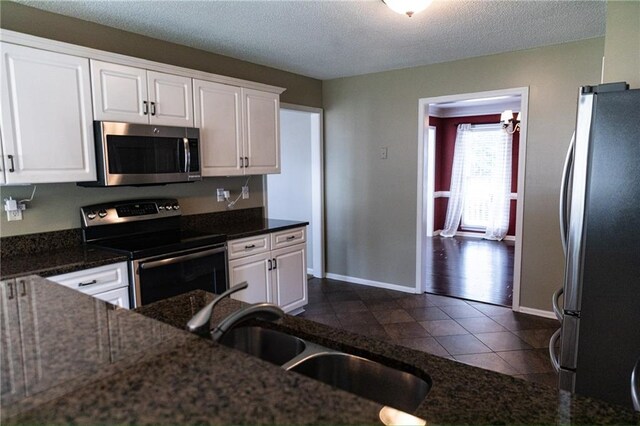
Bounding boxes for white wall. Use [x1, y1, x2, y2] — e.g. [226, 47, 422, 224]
[267, 109, 313, 268]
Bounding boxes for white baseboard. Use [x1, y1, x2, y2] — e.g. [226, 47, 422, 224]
[325, 273, 418, 294]
[307, 268, 314, 276]
[432, 230, 516, 241]
[517, 306, 558, 320]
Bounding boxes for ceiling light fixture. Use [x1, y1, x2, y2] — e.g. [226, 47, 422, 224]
[501, 110, 521, 134]
[383, 0, 433, 17]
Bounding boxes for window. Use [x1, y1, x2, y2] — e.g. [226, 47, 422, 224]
[460, 125, 510, 231]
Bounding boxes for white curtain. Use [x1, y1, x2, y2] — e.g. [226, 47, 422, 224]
[482, 127, 512, 240]
[441, 124, 472, 237]
[441, 123, 512, 240]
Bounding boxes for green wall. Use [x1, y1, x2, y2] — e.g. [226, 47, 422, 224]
[323, 38, 605, 312]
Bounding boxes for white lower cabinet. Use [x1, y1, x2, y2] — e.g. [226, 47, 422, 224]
[48, 262, 130, 309]
[228, 227, 307, 313]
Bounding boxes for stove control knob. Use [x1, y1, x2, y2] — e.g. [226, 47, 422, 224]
[172, 203, 180, 210]
[98, 209, 108, 218]
[87, 211, 97, 220]
[165, 203, 173, 210]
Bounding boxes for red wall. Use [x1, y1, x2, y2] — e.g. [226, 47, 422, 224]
[429, 114, 519, 237]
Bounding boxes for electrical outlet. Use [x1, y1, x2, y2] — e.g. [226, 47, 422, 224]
[223, 190, 230, 199]
[7, 209, 22, 221]
[216, 188, 225, 202]
[380, 147, 388, 159]
[242, 186, 249, 199]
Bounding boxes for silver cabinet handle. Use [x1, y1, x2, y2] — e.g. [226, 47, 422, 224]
[183, 138, 190, 173]
[239, 157, 244, 168]
[7, 281, 14, 299]
[286, 236, 296, 241]
[632, 357, 640, 411]
[19, 280, 26, 297]
[139, 246, 225, 270]
[244, 157, 249, 168]
[559, 133, 575, 254]
[143, 100, 149, 115]
[78, 279, 98, 287]
[7, 155, 15, 173]
[549, 328, 562, 372]
[552, 287, 564, 321]
[244, 244, 256, 249]
[150, 101, 156, 116]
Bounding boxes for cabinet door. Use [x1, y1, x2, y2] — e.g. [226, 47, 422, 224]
[242, 88, 280, 174]
[272, 244, 307, 313]
[0, 280, 25, 407]
[0, 43, 97, 184]
[94, 287, 130, 309]
[194, 79, 243, 176]
[229, 252, 272, 304]
[90, 60, 148, 124]
[148, 71, 194, 127]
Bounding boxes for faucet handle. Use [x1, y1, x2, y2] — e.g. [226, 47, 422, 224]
[186, 282, 249, 333]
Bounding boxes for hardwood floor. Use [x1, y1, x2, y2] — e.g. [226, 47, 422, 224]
[423, 236, 514, 306]
[302, 277, 559, 387]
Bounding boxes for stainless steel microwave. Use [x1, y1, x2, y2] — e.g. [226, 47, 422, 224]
[79, 122, 201, 187]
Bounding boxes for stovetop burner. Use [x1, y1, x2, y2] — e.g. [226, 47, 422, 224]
[81, 199, 226, 259]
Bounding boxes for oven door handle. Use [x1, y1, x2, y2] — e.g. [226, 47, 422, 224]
[139, 246, 225, 270]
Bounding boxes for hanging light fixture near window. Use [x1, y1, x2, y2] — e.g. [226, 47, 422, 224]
[383, 0, 433, 17]
[501, 110, 521, 134]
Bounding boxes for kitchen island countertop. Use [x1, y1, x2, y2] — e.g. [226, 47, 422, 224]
[3, 276, 638, 425]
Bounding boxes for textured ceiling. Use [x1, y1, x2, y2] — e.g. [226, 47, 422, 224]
[16, 0, 606, 80]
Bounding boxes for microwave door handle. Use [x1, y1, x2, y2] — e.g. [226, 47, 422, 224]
[183, 138, 190, 173]
[139, 246, 226, 270]
[559, 132, 575, 255]
[632, 357, 640, 411]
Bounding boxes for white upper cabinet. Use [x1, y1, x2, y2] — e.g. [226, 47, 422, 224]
[243, 88, 280, 174]
[90, 60, 148, 124]
[194, 80, 280, 176]
[91, 60, 193, 127]
[0, 43, 96, 184]
[194, 79, 243, 176]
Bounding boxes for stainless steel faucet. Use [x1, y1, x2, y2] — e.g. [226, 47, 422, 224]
[186, 281, 284, 342]
[186, 282, 249, 334]
[210, 302, 284, 342]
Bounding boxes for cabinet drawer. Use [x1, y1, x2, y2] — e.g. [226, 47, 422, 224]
[228, 234, 271, 260]
[271, 227, 306, 250]
[48, 262, 129, 296]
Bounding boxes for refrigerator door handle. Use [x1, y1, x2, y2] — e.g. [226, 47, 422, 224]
[549, 328, 562, 372]
[559, 132, 575, 255]
[552, 287, 564, 321]
[632, 357, 640, 411]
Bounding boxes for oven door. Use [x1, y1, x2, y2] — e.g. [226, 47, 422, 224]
[132, 244, 227, 307]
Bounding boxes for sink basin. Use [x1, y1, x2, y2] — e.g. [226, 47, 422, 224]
[288, 352, 431, 412]
[219, 326, 306, 366]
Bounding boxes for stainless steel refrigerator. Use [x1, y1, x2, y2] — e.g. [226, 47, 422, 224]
[549, 82, 640, 410]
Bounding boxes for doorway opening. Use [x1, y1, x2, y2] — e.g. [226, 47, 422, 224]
[416, 88, 529, 310]
[265, 103, 324, 278]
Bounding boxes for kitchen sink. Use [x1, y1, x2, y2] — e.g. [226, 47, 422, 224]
[287, 352, 431, 413]
[219, 325, 307, 366]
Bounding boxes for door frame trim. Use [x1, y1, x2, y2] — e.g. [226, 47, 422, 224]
[415, 87, 529, 312]
[265, 102, 325, 278]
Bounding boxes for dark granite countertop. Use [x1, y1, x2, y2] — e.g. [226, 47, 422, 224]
[4, 279, 638, 425]
[188, 217, 309, 240]
[0, 246, 128, 280]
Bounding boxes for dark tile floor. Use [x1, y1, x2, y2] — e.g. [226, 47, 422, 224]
[300, 277, 560, 387]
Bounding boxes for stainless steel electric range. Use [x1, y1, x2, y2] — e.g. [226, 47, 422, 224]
[81, 199, 227, 308]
